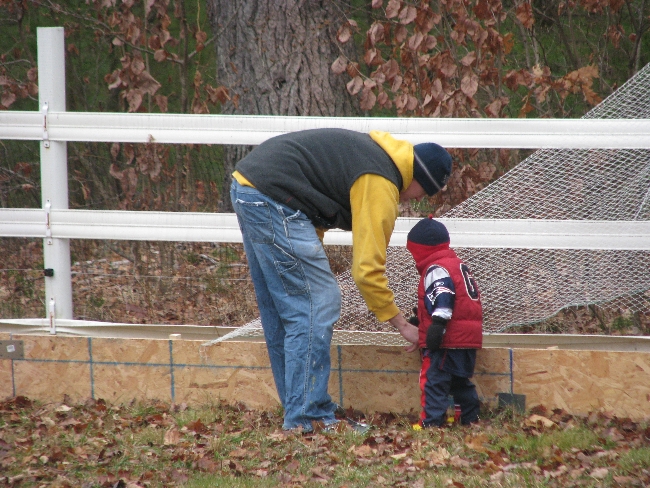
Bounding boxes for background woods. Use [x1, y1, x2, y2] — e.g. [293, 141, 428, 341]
[0, 0, 649, 329]
[334, 0, 650, 214]
[206, 0, 359, 211]
[1, 0, 226, 213]
[2, 0, 648, 212]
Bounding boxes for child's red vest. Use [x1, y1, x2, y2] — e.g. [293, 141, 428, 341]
[408, 242, 483, 350]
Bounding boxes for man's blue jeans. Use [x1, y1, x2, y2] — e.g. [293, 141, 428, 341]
[230, 180, 341, 431]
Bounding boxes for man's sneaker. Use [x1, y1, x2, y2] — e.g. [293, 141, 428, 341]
[345, 418, 372, 435]
[322, 418, 371, 435]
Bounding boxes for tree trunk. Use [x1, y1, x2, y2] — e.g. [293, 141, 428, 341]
[206, 0, 358, 211]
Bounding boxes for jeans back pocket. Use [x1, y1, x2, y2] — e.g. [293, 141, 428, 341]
[235, 199, 274, 244]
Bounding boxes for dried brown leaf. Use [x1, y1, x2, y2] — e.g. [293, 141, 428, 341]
[478, 161, 497, 181]
[525, 414, 556, 429]
[331, 56, 348, 75]
[346, 76, 363, 95]
[125, 89, 143, 112]
[228, 448, 249, 458]
[464, 432, 490, 452]
[407, 32, 424, 51]
[1, 91, 16, 108]
[26, 67, 38, 82]
[394, 24, 408, 43]
[346, 62, 361, 78]
[360, 89, 377, 110]
[205, 85, 230, 104]
[286, 459, 301, 472]
[368, 22, 385, 46]
[154, 94, 168, 112]
[337, 24, 353, 44]
[386, 0, 401, 19]
[460, 51, 477, 67]
[164, 426, 180, 445]
[196, 455, 218, 472]
[460, 73, 479, 97]
[406, 95, 418, 111]
[377, 90, 390, 108]
[426, 447, 450, 465]
[139, 72, 162, 96]
[195, 30, 207, 44]
[131, 55, 145, 76]
[439, 54, 457, 78]
[516, 2, 535, 29]
[154, 49, 167, 62]
[364, 47, 383, 66]
[399, 5, 417, 25]
[450, 455, 471, 468]
[485, 97, 504, 117]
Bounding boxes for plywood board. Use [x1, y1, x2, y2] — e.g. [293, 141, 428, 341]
[338, 346, 420, 372]
[92, 364, 171, 404]
[514, 349, 650, 419]
[3, 333, 650, 420]
[0, 333, 13, 399]
[21, 335, 89, 361]
[91, 337, 170, 364]
[192, 341, 271, 368]
[0, 355, 12, 399]
[335, 345, 417, 412]
[169, 340, 278, 407]
[9, 335, 91, 402]
[334, 347, 509, 413]
[340, 371, 420, 413]
[14, 361, 90, 402]
[173, 365, 278, 409]
[474, 349, 512, 406]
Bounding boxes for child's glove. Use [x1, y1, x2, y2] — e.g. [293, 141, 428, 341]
[426, 317, 447, 351]
[407, 307, 419, 326]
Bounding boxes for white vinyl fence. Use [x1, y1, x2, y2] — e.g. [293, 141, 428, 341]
[1, 27, 649, 332]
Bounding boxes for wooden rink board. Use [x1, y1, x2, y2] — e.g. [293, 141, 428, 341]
[1, 332, 649, 420]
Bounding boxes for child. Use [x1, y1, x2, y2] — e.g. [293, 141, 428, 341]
[406, 216, 483, 427]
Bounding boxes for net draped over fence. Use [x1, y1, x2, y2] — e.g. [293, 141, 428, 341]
[206, 64, 650, 346]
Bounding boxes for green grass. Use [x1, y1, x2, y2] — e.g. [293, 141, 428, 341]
[617, 447, 650, 473]
[492, 425, 604, 462]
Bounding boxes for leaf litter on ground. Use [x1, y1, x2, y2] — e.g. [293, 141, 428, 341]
[1, 396, 650, 487]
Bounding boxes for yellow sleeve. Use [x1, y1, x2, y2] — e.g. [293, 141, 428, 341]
[232, 170, 253, 187]
[349, 173, 400, 322]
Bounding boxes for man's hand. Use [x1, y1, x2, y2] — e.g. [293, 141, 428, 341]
[389, 313, 419, 352]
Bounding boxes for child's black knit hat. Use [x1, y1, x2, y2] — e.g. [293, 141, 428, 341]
[406, 215, 450, 246]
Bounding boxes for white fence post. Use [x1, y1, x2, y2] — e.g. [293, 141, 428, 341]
[38, 27, 73, 324]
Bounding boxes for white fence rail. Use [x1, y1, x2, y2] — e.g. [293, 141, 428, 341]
[1, 208, 650, 249]
[1, 27, 649, 326]
[5, 110, 650, 148]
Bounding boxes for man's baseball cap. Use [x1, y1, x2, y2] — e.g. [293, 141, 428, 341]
[413, 143, 453, 196]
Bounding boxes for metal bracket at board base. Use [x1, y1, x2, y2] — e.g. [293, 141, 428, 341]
[0, 340, 24, 360]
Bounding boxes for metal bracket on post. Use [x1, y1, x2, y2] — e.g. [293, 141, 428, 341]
[49, 298, 56, 335]
[42, 101, 50, 148]
[45, 199, 52, 245]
